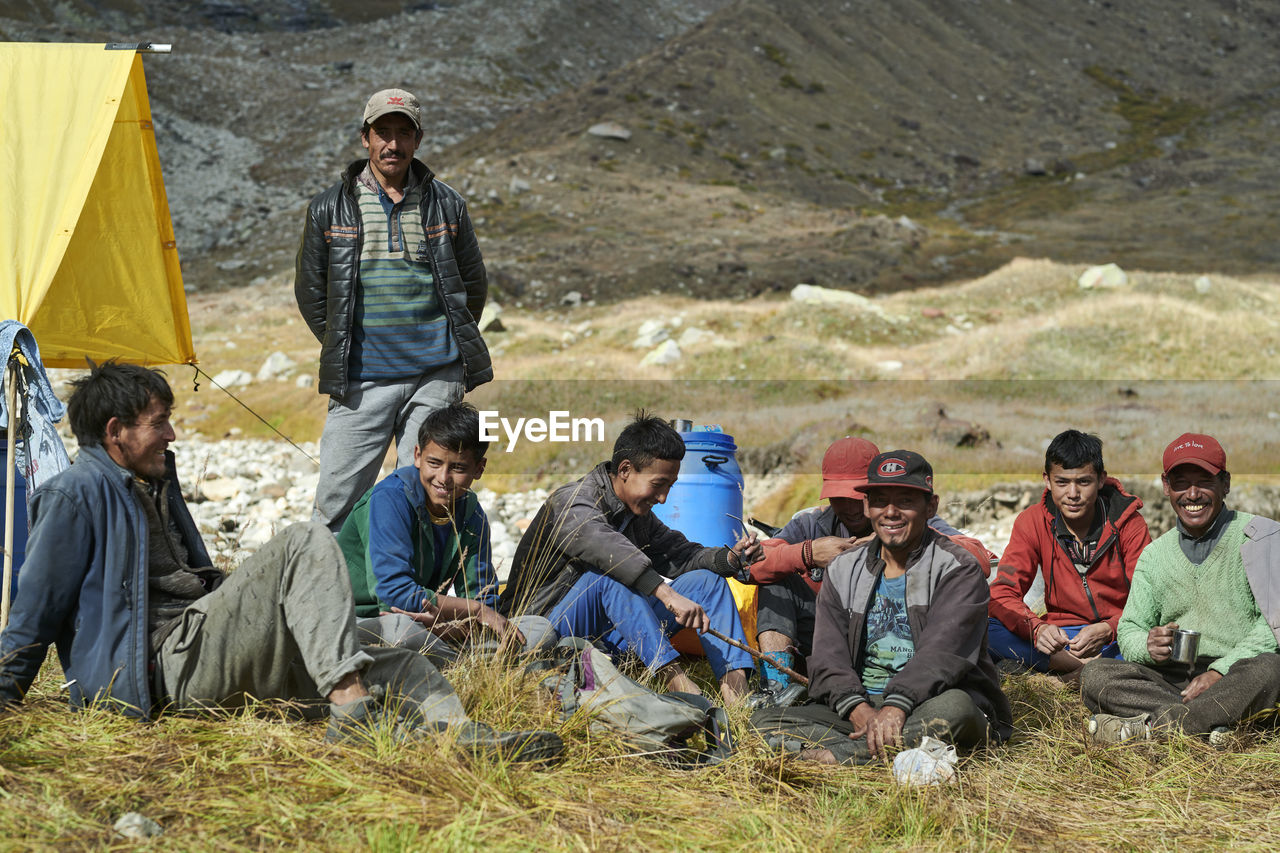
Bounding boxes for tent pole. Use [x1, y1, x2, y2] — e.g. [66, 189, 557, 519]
[1, 360, 16, 630]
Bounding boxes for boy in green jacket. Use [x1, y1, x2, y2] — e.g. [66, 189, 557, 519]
[338, 402, 554, 665]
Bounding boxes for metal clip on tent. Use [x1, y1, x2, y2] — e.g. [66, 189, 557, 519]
[104, 43, 173, 53]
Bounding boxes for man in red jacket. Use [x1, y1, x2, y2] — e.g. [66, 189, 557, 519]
[988, 429, 1151, 681]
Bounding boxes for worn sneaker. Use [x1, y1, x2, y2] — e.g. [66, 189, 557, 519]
[450, 721, 565, 763]
[1086, 713, 1152, 744]
[1208, 726, 1233, 747]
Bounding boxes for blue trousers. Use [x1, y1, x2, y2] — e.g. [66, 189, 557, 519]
[545, 569, 754, 678]
[987, 617, 1122, 672]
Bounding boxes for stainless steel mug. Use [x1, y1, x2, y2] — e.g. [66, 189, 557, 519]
[1170, 629, 1200, 665]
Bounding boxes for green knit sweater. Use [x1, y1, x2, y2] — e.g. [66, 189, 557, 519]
[1117, 511, 1279, 673]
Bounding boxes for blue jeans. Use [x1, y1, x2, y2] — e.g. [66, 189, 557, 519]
[545, 569, 754, 678]
[987, 617, 1122, 672]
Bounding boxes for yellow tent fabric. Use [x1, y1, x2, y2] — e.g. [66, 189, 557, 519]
[0, 43, 196, 366]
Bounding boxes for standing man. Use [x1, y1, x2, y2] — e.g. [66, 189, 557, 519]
[0, 362, 560, 762]
[988, 429, 1150, 681]
[296, 88, 491, 532]
[1082, 434, 1280, 744]
[752, 450, 1011, 764]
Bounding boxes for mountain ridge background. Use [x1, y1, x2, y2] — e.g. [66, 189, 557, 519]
[3, 0, 1277, 307]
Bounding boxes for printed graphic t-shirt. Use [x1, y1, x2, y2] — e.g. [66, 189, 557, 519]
[861, 572, 914, 694]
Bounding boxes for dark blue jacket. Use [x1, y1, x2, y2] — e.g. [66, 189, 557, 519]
[0, 447, 209, 718]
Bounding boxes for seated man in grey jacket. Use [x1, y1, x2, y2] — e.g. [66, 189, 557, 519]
[0, 362, 560, 762]
[497, 412, 759, 704]
[752, 450, 1012, 763]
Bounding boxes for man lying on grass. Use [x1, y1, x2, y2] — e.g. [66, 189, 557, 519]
[497, 412, 760, 704]
[988, 429, 1151, 684]
[0, 362, 561, 762]
[752, 450, 1012, 764]
[338, 401, 556, 663]
[1082, 433, 1280, 745]
[745, 435, 987, 709]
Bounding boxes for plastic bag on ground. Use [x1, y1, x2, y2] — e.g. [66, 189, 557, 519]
[891, 736, 957, 786]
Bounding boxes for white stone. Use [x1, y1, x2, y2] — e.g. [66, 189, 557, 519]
[587, 122, 631, 140]
[1077, 263, 1128, 289]
[509, 177, 531, 195]
[479, 301, 505, 332]
[640, 339, 682, 366]
[561, 290, 583, 307]
[632, 319, 669, 348]
[295, 374, 314, 388]
[877, 360, 904, 372]
[677, 327, 717, 348]
[211, 369, 252, 387]
[256, 351, 296, 381]
[1194, 275, 1212, 294]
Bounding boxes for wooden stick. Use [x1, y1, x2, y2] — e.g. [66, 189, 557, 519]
[703, 626, 809, 686]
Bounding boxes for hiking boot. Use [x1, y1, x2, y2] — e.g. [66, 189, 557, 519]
[450, 721, 565, 763]
[1085, 713, 1151, 744]
[745, 680, 785, 710]
[773, 682, 808, 708]
[326, 695, 419, 745]
[1208, 725, 1233, 748]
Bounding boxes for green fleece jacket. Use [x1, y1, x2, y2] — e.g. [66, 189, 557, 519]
[1117, 511, 1279, 674]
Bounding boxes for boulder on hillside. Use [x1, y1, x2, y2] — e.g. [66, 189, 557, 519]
[588, 122, 631, 140]
[640, 339, 681, 366]
[1077, 263, 1128, 289]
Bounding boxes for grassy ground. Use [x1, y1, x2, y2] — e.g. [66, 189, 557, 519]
[4, 648, 1280, 851]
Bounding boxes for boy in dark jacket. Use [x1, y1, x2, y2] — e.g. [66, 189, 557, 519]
[338, 402, 556, 665]
[988, 430, 1151, 680]
[497, 413, 759, 704]
[752, 450, 1012, 764]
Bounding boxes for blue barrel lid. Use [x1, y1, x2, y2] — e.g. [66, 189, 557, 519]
[679, 430, 737, 453]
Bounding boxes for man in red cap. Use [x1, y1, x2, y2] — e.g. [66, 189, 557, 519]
[745, 436, 979, 708]
[1081, 433, 1280, 744]
[752, 449, 1012, 763]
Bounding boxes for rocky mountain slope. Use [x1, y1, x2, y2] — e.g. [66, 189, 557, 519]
[3, 0, 1278, 307]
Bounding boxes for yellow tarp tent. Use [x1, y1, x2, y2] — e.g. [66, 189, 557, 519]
[0, 43, 196, 367]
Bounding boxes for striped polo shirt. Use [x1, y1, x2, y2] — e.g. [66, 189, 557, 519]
[348, 169, 458, 381]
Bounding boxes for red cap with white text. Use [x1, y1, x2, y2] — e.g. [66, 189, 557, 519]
[1162, 433, 1226, 476]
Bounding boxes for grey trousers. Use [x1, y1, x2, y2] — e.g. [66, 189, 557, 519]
[357, 613, 560, 668]
[751, 689, 993, 764]
[314, 362, 464, 532]
[1081, 653, 1280, 734]
[156, 522, 467, 726]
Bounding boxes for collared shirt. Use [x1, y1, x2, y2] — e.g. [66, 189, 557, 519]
[1051, 496, 1105, 574]
[1177, 507, 1235, 565]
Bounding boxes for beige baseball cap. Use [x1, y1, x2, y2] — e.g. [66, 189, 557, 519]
[363, 88, 421, 130]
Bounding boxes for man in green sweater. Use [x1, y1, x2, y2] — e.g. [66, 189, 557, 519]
[1081, 433, 1280, 743]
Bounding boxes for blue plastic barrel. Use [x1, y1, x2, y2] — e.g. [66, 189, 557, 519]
[652, 426, 744, 547]
[0, 443, 26, 601]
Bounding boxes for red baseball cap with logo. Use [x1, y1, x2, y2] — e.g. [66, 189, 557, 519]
[1162, 433, 1226, 476]
[863, 449, 934, 494]
[820, 437, 880, 500]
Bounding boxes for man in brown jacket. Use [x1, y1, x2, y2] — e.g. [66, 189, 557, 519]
[752, 450, 1012, 763]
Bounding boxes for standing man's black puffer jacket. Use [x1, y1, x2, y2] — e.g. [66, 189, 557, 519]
[295, 158, 492, 399]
